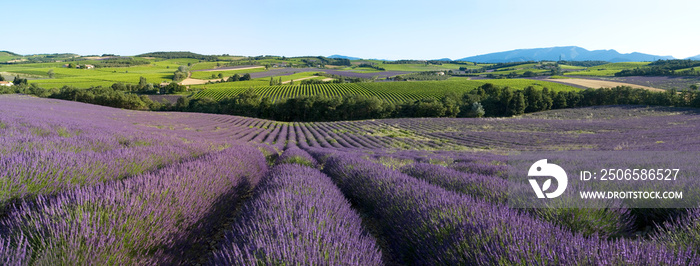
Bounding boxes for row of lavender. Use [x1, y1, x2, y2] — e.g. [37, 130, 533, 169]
[0, 96, 214, 212]
[309, 148, 699, 264]
[208, 147, 382, 264]
[0, 146, 267, 265]
[63, 93, 699, 152]
[5, 96, 700, 263]
[138, 104, 700, 152]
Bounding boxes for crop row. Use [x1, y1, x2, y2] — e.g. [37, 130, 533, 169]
[316, 151, 698, 265]
[0, 146, 268, 264]
[191, 78, 579, 107]
[210, 148, 381, 264]
[192, 83, 427, 104]
[0, 97, 212, 209]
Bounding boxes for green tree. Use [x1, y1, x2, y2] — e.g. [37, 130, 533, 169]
[508, 91, 526, 116]
[138, 76, 147, 89]
[47, 69, 55, 79]
[12, 76, 28, 86]
[470, 102, 485, 117]
[228, 74, 240, 82]
[553, 91, 568, 109]
[498, 87, 513, 116]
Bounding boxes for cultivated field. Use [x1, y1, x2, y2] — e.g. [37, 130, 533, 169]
[545, 78, 665, 92]
[3, 95, 700, 264]
[192, 78, 580, 103]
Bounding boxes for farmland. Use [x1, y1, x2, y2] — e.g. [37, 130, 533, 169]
[563, 62, 652, 76]
[4, 53, 700, 264]
[192, 78, 580, 103]
[2, 54, 697, 102]
[2, 95, 700, 264]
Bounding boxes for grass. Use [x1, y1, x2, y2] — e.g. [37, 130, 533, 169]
[564, 62, 651, 76]
[189, 68, 268, 79]
[559, 64, 587, 70]
[473, 78, 579, 91]
[189, 72, 326, 90]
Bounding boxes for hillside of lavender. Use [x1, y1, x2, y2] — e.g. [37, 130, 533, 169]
[2, 94, 700, 265]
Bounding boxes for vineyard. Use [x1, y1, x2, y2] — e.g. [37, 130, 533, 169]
[3, 95, 700, 264]
[191, 78, 580, 103]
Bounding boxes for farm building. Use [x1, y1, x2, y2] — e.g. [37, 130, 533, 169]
[0, 81, 13, 87]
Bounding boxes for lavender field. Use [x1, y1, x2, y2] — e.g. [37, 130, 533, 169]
[2, 94, 700, 264]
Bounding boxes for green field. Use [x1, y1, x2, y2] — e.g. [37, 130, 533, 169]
[0, 53, 656, 99]
[564, 62, 651, 76]
[189, 67, 268, 79]
[191, 78, 579, 103]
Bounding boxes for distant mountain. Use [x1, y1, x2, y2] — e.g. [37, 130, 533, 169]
[328, 55, 362, 60]
[687, 54, 700, 60]
[458, 46, 675, 63]
[433, 58, 452, 61]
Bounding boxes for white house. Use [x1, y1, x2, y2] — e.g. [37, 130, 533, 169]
[0, 81, 13, 87]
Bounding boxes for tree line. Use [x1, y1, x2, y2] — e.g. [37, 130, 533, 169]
[169, 84, 699, 121]
[616, 60, 700, 77]
[2, 82, 700, 122]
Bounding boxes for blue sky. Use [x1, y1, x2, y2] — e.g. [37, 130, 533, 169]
[4, 0, 699, 59]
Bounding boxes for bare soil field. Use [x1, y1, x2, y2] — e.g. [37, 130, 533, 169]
[546, 78, 664, 92]
[180, 77, 225, 85]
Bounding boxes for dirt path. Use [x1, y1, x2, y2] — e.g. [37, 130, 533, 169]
[281, 76, 317, 84]
[548, 78, 664, 92]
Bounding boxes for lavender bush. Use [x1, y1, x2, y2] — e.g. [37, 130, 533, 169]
[321, 153, 697, 265]
[209, 164, 382, 265]
[274, 146, 318, 167]
[0, 146, 267, 264]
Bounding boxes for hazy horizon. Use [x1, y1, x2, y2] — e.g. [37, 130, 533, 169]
[4, 0, 699, 60]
